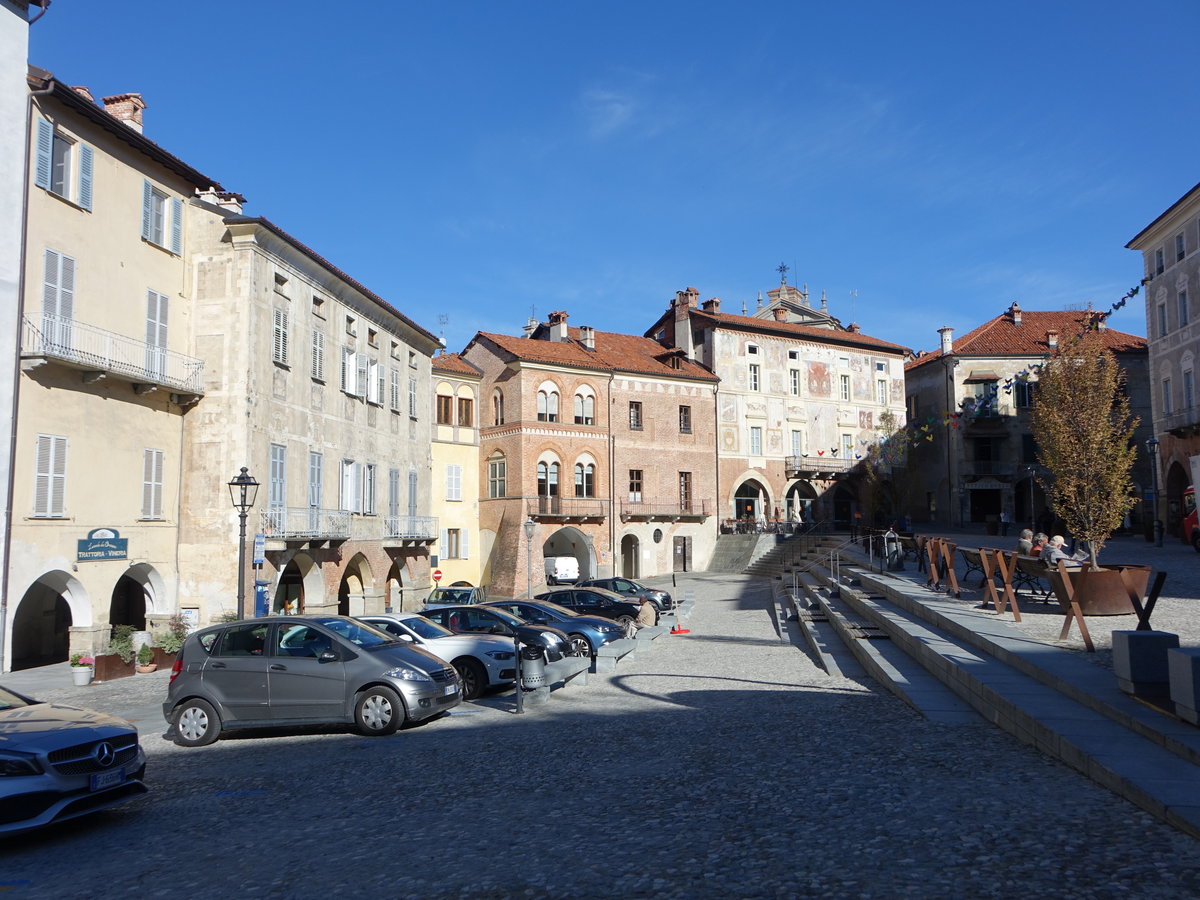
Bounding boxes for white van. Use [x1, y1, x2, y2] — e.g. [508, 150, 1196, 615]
[543, 556, 580, 585]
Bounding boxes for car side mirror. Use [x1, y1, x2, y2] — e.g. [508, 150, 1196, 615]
[319, 650, 339, 662]
[491, 624, 508, 635]
[397, 633, 414, 642]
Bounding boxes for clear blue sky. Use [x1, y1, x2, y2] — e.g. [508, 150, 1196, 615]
[28, 1, 1199, 355]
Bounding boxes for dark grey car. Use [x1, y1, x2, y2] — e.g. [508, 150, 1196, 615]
[163, 615, 461, 747]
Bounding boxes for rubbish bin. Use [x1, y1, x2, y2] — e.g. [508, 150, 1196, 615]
[885, 528, 903, 571]
[520, 646, 546, 689]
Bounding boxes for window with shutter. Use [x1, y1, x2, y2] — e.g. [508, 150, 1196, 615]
[145, 291, 168, 379]
[363, 463, 376, 514]
[341, 347, 356, 395]
[142, 448, 164, 519]
[308, 452, 323, 509]
[311, 331, 325, 381]
[367, 360, 381, 404]
[269, 444, 287, 509]
[34, 434, 67, 517]
[407, 471, 418, 517]
[78, 145, 93, 211]
[408, 378, 417, 417]
[272, 308, 289, 365]
[446, 464, 462, 501]
[388, 468, 400, 517]
[42, 249, 75, 352]
[390, 369, 400, 411]
[355, 354, 369, 398]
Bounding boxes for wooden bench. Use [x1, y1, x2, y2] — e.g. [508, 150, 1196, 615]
[594, 638, 637, 673]
[524, 655, 592, 705]
[1013, 555, 1055, 603]
[634, 625, 668, 650]
[956, 546, 989, 587]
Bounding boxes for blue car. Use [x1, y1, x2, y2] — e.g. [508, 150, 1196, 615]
[484, 599, 626, 657]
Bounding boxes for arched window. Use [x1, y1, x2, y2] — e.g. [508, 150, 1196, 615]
[487, 453, 506, 499]
[574, 462, 595, 497]
[492, 389, 505, 425]
[573, 389, 595, 425]
[537, 460, 561, 514]
[537, 381, 560, 423]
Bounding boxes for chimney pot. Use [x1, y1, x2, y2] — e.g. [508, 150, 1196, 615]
[938, 326, 954, 354]
[547, 310, 569, 342]
[773, 307, 788, 322]
[1010, 301, 1022, 325]
[101, 92, 146, 133]
[72, 86, 95, 102]
[1047, 329, 1059, 349]
[701, 297, 721, 313]
[580, 326, 595, 350]
[848, 322, 861, 333]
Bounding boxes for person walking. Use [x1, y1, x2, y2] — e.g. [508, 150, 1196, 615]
[1000, 510, 1011, 537]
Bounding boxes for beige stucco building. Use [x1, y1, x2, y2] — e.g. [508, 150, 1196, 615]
[430, 352, 483, 590]
[9, 68, 220, 669]
[645, 283, 909, 531]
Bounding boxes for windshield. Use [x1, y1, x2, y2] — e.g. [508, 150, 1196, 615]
[474, 607, 525, 627]
[0, 686, 31, 710]
[312, 617, 395, 648]
[400, 615, 454, 640]
[1187, 490, 1196, 517]
[430, 587, 476, 604]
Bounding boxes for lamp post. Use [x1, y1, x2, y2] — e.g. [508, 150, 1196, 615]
[1147, 437, 1163, 548]
[228, 467, 260, 618]
[518, 517, 536, 716]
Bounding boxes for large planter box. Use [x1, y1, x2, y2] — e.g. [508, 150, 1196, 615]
[151, 648, 177, 670]
[1046, 563, 1150, 616]
[92, 653, 134, 683]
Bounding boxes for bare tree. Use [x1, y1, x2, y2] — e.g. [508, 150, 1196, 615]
[1029, 327, 1138, 568]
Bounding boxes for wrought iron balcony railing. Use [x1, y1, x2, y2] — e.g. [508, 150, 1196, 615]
[526, 497, 607, 520]
[384, 516, 438, 541]
[22, 314, 205, 395]
[619, 498, 711, 520]
[784, 455, 852, 477]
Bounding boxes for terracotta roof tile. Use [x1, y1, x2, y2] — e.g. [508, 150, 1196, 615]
[432, 352, 482, 376]
[476, 327, 718, 382]
[906, 310, 1146, 372]
[687, 308, 909, 354]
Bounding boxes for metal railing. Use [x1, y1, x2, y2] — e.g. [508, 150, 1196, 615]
[261, 507, 350, 539]
[784, 455, 852, 476]
[384, 515, 438, 540]
[22, 314, 205, 393]
[619, 498, 710, 519]
[526, 497, 607, 519]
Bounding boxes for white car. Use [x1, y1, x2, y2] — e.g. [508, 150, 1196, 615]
[358, 613, 518, 701]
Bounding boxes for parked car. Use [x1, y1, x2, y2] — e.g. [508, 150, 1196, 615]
[426, 585, 488, 606]
[484, 599, 626, 657]
[534, 587, 642, 625]
[543, 556, 580, 585]
[420, 604, 572, 661]
[580, 577, 674, 612]
[163, 615, 461, 747]
[357, 612, 516, 700]
[0, 684, 147, 836]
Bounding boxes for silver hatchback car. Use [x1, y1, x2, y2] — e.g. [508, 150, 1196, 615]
[163, 615, 461, 747]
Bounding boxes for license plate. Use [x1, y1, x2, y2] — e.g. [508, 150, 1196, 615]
[443, 684, 457, 696]
[91, 767, 124, 791]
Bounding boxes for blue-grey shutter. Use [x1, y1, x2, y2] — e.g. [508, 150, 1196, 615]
[78, 144, 93, 211]
[34, 119, 52, 190]
[141, 180, 153, 240]
[462, 529, 469, 559]
[170, 197, 183, 254]
[407, 471, 417, 518]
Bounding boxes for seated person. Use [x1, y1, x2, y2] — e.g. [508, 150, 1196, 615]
[1016, 529, 1034, 555]
[1042, 535, 1083, 567]
[1030, 533, 1048, 557]
[625, 598, 658, 638]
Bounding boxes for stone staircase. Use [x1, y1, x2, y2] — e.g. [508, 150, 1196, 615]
[766, 540, 1200, 840]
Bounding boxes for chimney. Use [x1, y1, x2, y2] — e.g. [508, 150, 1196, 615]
[1046, 329, 1059, 349]
[848, 322, 861, 333]
[938, 326, 954, 354]
[580, 325, 595, 350]
[522, 317, 537, 338]
[547, 310, 569, 342]
[72, 86, 95, 102]
[671, 289, 696, 358]
[102, 93, 146, 133]
[196, 189, 246, 214]
[772, 306, 788, 322]
[1010, 301, 1022, 325]
[1097, 315, 1107, 333]
[701, 297, 721, 313]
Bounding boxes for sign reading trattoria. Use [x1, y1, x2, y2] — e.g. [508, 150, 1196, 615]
[77, 527, 128, 561]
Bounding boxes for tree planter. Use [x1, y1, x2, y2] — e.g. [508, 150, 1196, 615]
[135, 664, 157, 674]
[1046, 561, 1152, 652]
[70, 666, 94, 686]
[92, 653, 135, 682]
[151, 648, 176, 670]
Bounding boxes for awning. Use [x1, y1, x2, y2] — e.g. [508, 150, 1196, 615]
[964, 370, 1000, 383]
[965, 478, 1007, 490]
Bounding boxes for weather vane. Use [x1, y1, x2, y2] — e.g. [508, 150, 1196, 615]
[777, 262, 789, 285]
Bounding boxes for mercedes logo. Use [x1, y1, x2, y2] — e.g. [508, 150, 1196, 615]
[93, 741, 116, 768]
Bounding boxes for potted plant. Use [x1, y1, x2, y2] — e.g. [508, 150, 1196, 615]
[94, 624, 136, 682]
[135, 643, 157, 674]
[1029, 318, 1148, 624]
[152, 613, 188, 667]
[69, 652, 95, 686]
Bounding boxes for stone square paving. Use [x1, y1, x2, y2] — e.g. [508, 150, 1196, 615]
[3, 562, 1200, 898]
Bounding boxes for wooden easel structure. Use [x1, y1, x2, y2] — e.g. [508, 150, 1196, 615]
[976, 547, 1022, 622]
[1052, 560, 1167, 652]
[924, 538, 961, 598]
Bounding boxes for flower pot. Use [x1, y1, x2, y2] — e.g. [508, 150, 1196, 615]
[1048, 563, 1150, 616]
[135, 664, 157, 674]
[70, 666, 93, 686]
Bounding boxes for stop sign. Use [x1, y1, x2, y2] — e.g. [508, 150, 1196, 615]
[432, 569, 443, 582]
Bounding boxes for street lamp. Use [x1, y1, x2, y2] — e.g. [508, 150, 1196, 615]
[227, 467, 259, 618]
[1147, 437, 1163, 548]
[518, 518, 536, 716]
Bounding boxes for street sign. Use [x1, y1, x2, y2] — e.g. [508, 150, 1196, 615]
[253, 533, 266, 565]
[432, 569, 443, 582]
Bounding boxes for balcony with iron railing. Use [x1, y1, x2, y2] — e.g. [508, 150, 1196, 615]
[784, 455, 852, 478]
[619, 498, 711, 521]
[22, 314, 205, 399]
[259, 508, 437, 545]
[526, 497, 607, 521]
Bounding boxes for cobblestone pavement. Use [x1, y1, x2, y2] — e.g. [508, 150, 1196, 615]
[5, 571, 1200, 899]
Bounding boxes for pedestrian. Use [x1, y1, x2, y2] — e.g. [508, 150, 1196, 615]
[1000, 510, 1010, 537]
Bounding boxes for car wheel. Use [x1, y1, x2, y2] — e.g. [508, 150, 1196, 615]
[615, 615, 634, 628]
[567, 634, 593, 656]
[173, 698, 221, 747]
[454, 658, 487, 700]
[355, 686, 404, 736]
